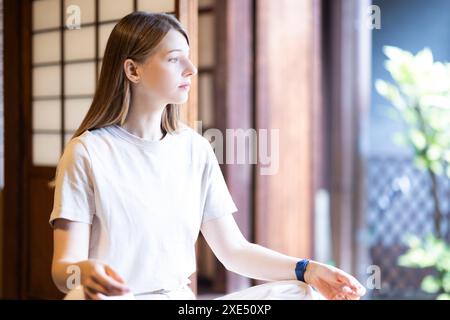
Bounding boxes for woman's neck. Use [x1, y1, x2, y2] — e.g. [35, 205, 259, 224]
[121, 99, 167, 141]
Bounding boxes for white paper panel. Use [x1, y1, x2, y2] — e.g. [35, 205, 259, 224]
[33, 100, 61, 131]
[65, 98, 92, 131]
[33, 66, 61, 97]
[199, 73, 214, 128]
[33, 0, 60, 31]
[98, 23, 116, 58]
[137, 0, 175, 13]
[199, 14, 214, 68]
[64, 26, 95, 61]
[33, 32, 61, 64]
[64, 62, 96, 95]
[33, 134, 61, 166]
[99, 0, 133, 21]
[64, 0, 96, 24]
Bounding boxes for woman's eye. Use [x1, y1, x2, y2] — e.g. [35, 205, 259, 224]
[169, 58, 179, 63]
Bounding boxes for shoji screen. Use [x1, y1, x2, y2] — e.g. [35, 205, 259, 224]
[31, 0, 176, 166]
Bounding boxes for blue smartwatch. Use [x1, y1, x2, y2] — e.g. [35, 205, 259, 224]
[295, 259, 310, 283]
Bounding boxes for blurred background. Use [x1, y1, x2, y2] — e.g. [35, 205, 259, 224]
[2, 0, 450, 300]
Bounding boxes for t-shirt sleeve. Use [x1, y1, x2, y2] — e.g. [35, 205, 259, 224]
[49, 139, 96, 228]
[201, 141, 238, 225]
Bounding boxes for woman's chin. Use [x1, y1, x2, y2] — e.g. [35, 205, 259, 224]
[171, 95, 189, 105]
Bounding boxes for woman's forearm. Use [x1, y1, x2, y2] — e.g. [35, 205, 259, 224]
[51, 260, 86, 293]
[222, 241, 301, 282]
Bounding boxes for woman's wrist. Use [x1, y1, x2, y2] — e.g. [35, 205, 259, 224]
[303, 260, 314, 284]
[295, 259, 310, 283]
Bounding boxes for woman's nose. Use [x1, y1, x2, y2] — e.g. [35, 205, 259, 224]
[184, 60, 198, 77]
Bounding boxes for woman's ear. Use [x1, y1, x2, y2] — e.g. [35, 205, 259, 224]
[123, 59, 140, 84]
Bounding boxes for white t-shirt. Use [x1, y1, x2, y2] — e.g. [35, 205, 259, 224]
[49, 123, 238, 294]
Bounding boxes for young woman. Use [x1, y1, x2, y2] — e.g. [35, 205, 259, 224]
[50, 12, 366, 300]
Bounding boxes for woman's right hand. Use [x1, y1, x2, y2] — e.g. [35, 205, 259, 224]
[304, 260, 366, 300]
[78, 260, 130, 300]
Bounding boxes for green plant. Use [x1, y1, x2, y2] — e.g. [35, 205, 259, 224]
[376, 46, 450, 299]
[398, 235, 450, 300]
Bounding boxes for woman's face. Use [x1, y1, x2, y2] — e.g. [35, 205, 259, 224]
[132, 29, 197, 106]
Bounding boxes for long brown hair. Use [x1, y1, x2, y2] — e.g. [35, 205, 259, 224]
[72, 11, 189, 139]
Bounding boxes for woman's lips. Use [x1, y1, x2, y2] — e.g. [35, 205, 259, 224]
[178, 84, 190, 90]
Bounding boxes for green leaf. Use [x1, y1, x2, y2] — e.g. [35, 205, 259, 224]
[398, 234, 445, 268]
[436, 247, 450, 272]
[383, 46, 413, 64]
[442, 273, 450, 292]
[437, 293, 450, 300]
[435, 133, 450, 148]
[404, 234, 422, 248]
[421, 95, 450, 110]
[409, 130, 427, 151]
[430, 161, 443, 175]
[414, 156, 428, 170]
[375, 80, 407, 110]
[421, 275, 441, 294]
[398, 247, 436, 268]
[415, 48, 434, 68]
[427, 111, 446, 130]
[375, 79, 389, 96]
[402, 108, 418, 126]
[426, 145, 442, 161]
[386, 60, 415, 87]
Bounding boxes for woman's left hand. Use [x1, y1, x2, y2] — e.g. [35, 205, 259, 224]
[304, 260, 366, 300]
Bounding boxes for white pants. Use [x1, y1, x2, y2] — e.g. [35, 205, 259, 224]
[64, 280, 324, 300]
[64, 284, 196, 300]
[215, 280, 324, 300]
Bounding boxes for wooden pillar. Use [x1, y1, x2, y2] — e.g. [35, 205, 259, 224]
[254, 0, 317, 265]
[215, 0, 254, 293]
[324, 0, 371, 276]
[2, 0, 27, 299]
